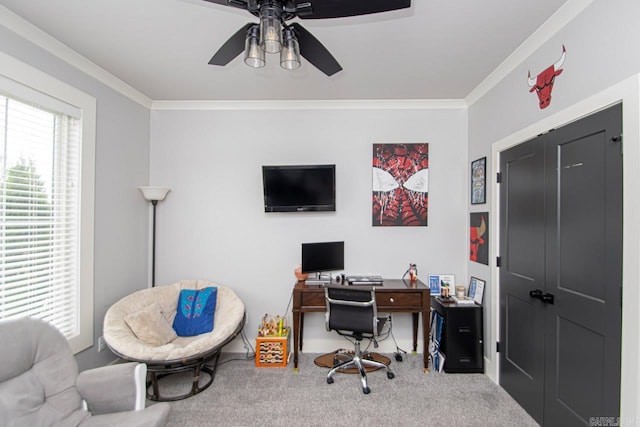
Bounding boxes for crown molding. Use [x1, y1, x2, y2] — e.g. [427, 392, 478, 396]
[0, 6, 152, 109]
[151, 99, 467, 111]
[465, 0, 593, 107]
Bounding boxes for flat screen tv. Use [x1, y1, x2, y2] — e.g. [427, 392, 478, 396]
[301, 241, 344, 275]
[262, 164, 336, 212]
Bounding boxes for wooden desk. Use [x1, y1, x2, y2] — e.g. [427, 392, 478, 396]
[291, 279, 430, 372]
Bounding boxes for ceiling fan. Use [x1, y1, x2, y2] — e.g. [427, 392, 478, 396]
[203, 0, 411, 76]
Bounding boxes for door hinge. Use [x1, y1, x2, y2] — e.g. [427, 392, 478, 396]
[496, 341, 500, 353]
[496, 256, 502, 267]
[612, 134, 623, 155]
[496, 172, 502, 183]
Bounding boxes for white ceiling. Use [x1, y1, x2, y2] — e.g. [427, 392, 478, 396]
[0, 0, 570, 101]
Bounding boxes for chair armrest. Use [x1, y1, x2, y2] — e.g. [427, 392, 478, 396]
[77, 362, 147, 415]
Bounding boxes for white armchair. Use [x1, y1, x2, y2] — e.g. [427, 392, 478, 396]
[0, 317, 170, 427]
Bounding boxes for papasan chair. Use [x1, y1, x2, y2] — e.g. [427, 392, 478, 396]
[104, 279, 246, 401]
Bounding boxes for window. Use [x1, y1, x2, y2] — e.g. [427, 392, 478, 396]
[0, 53, 95, 354]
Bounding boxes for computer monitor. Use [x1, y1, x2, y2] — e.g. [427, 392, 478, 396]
[301, 241, 344, 283]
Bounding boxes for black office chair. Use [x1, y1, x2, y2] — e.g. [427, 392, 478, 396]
[324, 286, 395, 394]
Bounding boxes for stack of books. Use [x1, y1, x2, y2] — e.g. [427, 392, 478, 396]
[451, 296, 476, 305]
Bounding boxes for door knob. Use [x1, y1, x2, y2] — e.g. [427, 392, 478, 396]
[541, 293, 554, 304]
[529, 289, 554, 304]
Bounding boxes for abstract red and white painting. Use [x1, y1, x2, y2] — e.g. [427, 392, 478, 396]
[372, 143, 429, 227]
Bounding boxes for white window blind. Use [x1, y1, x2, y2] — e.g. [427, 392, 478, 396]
[0, 94, 82, 340]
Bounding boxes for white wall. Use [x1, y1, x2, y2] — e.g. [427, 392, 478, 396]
[468, 0, 640, 420]
[150, 105, 468, 353]
[0, 24, 152, 370]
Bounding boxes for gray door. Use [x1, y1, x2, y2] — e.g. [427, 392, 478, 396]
[542, 104, 622, 425]
[499, 104, 622, 426]
[499, 135, 546, 423]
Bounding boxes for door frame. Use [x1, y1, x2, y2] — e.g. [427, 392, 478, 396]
[487, 74, 640, 421]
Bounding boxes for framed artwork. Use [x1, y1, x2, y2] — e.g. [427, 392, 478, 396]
[470, 212, 489, 265]
[471, 157, 486, 205]
[372, 143, 429, 227]
[428, 274, 455, 296]
[468, 277, 486, 305]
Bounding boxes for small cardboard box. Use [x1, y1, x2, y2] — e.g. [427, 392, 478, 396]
[255, 328, 290, 368]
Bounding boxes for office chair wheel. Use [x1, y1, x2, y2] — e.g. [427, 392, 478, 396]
[327, 377, 334, 384]
[387, 371, 395, 379]
[363, 386, 371, 394]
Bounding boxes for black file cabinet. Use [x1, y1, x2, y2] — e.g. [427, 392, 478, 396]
[431, 297, 484, 373]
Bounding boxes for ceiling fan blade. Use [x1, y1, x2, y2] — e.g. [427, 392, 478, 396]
[290, 23, 342, 76]
[296, 0, 411, 19]
[201, 0, 249, 10]
[209, 23, 253, 66]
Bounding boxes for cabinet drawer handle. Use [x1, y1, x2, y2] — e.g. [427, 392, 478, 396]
[389, 297, 395, 303]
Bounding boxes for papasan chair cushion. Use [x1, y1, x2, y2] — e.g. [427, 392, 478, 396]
[103, 279, 245, 400]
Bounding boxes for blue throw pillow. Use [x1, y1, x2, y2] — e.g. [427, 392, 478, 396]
[173, 287, 218, 337]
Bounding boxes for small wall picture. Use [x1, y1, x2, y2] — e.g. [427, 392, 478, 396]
[468, 277, 486, 305]
[470, 212, 489, 265]
[471, 157, 486, 205]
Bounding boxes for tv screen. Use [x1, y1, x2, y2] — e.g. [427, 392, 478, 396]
[262, 164, 335, 212]
[301, 241, 344, 274]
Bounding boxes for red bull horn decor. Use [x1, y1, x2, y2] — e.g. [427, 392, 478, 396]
[527, 45, 566, 109]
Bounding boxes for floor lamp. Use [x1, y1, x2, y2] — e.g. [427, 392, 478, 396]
[139, 186, 171, 287]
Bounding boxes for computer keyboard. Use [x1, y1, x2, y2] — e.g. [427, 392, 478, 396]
[346, 275, 383, 286]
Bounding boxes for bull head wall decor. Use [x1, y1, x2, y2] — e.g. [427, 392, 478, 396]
[527, 45, 566, 109]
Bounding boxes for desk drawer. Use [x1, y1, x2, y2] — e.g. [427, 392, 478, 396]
[376, 292, 422, 309]
[300, 291, 325, 307]
[299, 289, 423, 310]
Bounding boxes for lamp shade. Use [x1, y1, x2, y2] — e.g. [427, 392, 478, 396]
[244, 25, 266, 68]
[139, 186, 171, 201]
[259, 7, 282, 53]
[280, 27, 300, 70]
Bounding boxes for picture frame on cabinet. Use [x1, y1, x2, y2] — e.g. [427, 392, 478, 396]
[429, 274, 455, 297]
[468, 276, 486, 305]
[471, 156, 486, 205]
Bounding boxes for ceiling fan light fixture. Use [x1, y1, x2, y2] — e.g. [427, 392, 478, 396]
[209, 0, 411, 76]
[259, 6, 282, 54]
[280, 27, 300, 70]
[244, 25, 265, 68]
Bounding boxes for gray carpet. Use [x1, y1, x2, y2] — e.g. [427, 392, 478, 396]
[156, 352, 539, 427]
